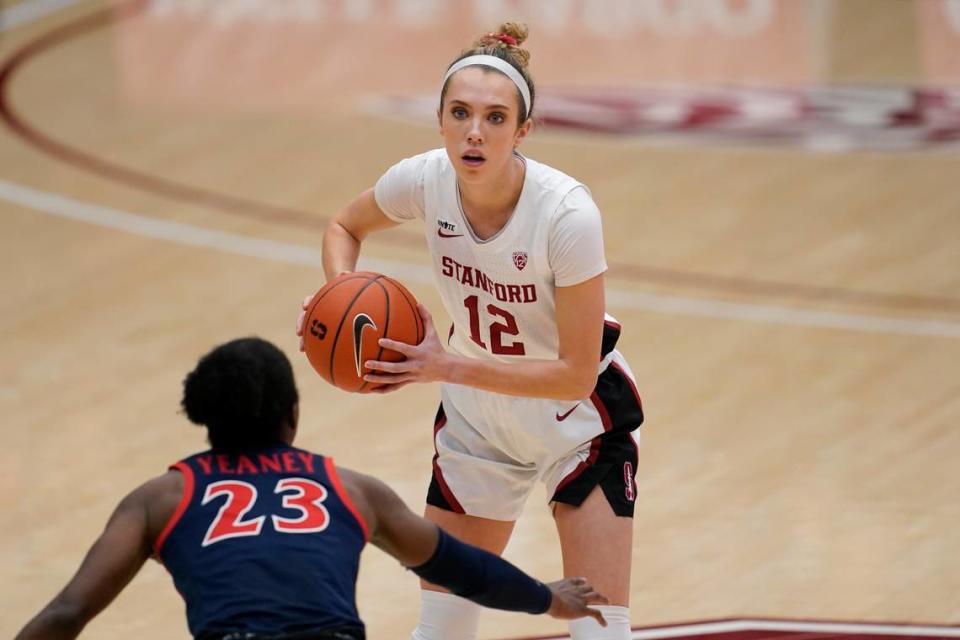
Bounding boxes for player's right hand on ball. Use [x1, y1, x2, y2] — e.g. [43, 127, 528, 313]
[297, 271, 354, 351]
[545, 577, 609, 626]
[296, 294, 312, 352]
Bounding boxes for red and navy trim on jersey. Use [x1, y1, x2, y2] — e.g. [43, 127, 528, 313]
[156, 445, 368, 639]
[154, 461, 195, 556]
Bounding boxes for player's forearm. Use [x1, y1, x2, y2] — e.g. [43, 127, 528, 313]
[16, 601, 86, 640]
[444, 353, 595, 401]
[321, 221, 361, 281]
[411, 528, 551, 614]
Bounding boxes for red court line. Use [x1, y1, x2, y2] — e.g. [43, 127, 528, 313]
[505, 616, 960, 640]
[2, 0, 959, 315]
[685, 635, 950, 640]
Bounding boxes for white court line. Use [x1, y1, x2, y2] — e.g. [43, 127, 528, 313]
[2, 178, 959, 339]
[0, 0, 83, 32]
[607, 290, 960, 339]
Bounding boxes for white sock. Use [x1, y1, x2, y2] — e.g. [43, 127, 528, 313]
[568, 605, 631, 640]
[410, 589, 482, 640]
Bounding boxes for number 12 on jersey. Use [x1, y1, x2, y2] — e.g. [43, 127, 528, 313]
[463, 295, 526, 356]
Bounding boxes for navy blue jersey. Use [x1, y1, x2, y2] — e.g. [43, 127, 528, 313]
[154, 444, 369, 638]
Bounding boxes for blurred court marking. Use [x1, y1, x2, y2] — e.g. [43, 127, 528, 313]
[0, 0, 82, 32]
[3, 178, 957, 339]
[529, 618, 960, 640]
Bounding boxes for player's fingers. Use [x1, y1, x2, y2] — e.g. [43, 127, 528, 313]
[369, 381, 412, 394]
[364, 359, 407, 373]
[379, 337, 414, 353]
[364, 373, 413, 386]
[417, 303, 435, 330]
[588, 608, 608, 627]
[585, 590, 609, 605]
[299, 335, 305, 352]
[296, 309, 307, 336]
[302, 294, 312, 309]
[363, 373, 395, 384]
[565, 577, 589, 593]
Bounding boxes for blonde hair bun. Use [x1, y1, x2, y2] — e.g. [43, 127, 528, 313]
[473, 22, 531, 68]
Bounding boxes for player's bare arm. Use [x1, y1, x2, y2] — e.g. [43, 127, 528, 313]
[295, 189, 400, 350]
[14, 475, 175, 640]
[338, 467, 439, 565]
[364, 273, 605, 401]
[321, 188, 399, 281]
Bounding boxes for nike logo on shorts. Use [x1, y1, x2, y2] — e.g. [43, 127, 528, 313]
[352, 313, 377, 375]
[556, 403, 579, 422]
[438, 229, 464, 238]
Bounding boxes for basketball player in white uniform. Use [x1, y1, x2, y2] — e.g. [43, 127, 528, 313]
[303, 23, 644, 640]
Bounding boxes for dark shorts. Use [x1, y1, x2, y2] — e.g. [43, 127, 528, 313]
[201, 627, 364, 640]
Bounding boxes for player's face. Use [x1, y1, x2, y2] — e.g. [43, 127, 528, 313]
[439, 67, 531, 182]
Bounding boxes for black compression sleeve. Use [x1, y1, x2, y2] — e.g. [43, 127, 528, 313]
[410, 528, 552, 615]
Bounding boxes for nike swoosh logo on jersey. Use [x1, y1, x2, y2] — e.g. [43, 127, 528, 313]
[352, 313, 378, 376]
[438, 229, 464, 238]
[556, 403, 580, 422]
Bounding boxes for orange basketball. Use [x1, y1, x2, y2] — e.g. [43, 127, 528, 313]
[302, 271, 424, 393]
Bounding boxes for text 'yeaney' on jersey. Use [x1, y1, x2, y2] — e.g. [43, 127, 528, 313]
[192, 451, 318, 476]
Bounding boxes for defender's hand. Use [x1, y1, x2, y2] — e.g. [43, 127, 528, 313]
[545, 577, 609, 626]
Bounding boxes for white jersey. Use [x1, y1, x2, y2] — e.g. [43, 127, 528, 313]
[374, 148, 609, 363]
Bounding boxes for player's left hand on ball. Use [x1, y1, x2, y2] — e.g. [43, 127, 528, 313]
[363, 303, 448, 386]
[295, 294, 312, 352]
[545, 577, 609, 625]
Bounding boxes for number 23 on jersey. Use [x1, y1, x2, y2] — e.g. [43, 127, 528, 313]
[201, 477, 330, 547]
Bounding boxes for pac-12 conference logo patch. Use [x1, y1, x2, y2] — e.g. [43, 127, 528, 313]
[513, 251, 528, 271]
[505, 618, 960, 640]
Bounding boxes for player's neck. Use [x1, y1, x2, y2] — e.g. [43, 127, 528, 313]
[458, 154, 525, 224]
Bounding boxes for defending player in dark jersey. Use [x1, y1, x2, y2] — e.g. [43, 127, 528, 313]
[15, 337, 608, 640]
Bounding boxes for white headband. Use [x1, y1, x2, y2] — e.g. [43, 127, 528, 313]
[442, 54, 531, 117]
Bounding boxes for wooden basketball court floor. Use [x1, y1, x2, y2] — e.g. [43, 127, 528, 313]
[1, 1, 957, 638]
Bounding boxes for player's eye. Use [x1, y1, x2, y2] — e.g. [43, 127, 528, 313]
[452, 107, 468, 119]
[489, 112, 505, 124]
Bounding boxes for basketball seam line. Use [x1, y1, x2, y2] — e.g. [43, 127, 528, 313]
[327, 275, 380, 388]
[391, 277, 423, 344]
[358, 275, 389, 393]
[304, 274, 368, 384]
